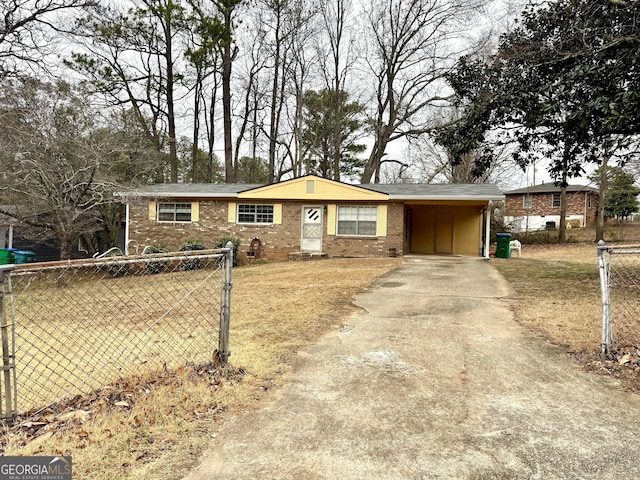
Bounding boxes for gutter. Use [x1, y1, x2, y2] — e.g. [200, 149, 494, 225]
[388, 195, 506, 201]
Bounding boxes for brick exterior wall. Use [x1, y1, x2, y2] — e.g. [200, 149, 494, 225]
[505, 191, 598, 226]
[128, 198, 405, 264]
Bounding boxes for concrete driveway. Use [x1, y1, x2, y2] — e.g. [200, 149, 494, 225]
[183, 255, 640, 479]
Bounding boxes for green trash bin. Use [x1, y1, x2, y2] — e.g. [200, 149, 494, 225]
[0, 249, 15, 265]
[496, 233, 512, 259]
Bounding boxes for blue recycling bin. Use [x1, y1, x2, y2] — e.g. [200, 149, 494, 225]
[8, 249, 36, 264]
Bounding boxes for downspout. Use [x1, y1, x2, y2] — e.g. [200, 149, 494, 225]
[124, 201, 130, 256]
[8, 225, 13, 249]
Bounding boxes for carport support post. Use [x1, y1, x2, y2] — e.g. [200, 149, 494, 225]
[218, 242, 233, 366]
[483, 207, 491, 258]
[598, 241, 612, 358]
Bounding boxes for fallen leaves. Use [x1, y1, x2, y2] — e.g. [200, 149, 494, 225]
[1, 361, 234, 456]
[619, 354, 632, 365]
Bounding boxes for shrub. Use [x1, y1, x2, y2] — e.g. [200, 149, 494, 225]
[103, 250, 129, 278]
[490, 217, 512, 244]
[179, 238, 206, 251]
[144, 243, 169, 254]
[511, 230, 559, 245]
[214, 237, 240, 267]
[179, 239, 206, 270]
[143, 243, 169, 274]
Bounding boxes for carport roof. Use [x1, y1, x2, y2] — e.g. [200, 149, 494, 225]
[119, 178, 504, 201]
[361, 183, 504, 201]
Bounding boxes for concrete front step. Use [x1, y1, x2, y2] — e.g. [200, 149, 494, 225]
[287, 252, 330, 262]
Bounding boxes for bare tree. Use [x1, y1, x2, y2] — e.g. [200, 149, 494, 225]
[408, 134, 517, 184]
[360, 0, 483, 183]
[185, 0, 224, 182]
[211, 0, 246, 183]
[259, 0, 287, 183]
[315, 0, 360, 180]
[68, 2, 188, 182]
[276, 0, 318, 178]
[0, 78, 119, 260]
[233, 22, 269, 179]
[0, 0, 95, 77]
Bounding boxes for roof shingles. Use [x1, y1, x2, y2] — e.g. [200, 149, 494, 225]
[121, 179, 504, 201]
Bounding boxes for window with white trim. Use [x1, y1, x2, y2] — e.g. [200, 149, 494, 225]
[552, 193, 561, 208]
[337, 206, 378, 236]
[158, 203, 192, 222]
[523, 194, 532, 209]
[238, 204, 274, 224]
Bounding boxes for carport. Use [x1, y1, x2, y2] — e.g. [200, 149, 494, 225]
[364, 184, 505, 258]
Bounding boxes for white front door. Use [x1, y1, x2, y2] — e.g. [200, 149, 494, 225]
[301, 206, 323, 252]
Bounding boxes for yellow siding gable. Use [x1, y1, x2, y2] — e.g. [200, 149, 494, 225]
[238, 175, 388, 201]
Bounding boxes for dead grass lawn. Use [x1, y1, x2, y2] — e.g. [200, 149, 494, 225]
[2, 257, 401, 479]
[492, 242, 640, 392]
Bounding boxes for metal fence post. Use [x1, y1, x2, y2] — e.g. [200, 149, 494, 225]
[598, 240, 612, 358]
[217, 242, 233, 366]
[0, 264, 16, 423]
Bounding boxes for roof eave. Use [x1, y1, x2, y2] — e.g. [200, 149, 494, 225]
[388, 194, 505, 201]
[116, 191, 242, 199]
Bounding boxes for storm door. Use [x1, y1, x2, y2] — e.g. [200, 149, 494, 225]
[301, 206, 323, 252]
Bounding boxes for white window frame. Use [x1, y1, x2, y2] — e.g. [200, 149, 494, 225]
[157, 202, 192, 223]
[337, 206, 378, 237]
[552, 193, 561, 208]
[237, 204, 274, 224]
[523, 194, 532, 209]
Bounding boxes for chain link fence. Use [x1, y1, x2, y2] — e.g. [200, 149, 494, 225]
[598, 242, 640, 358]
[0, 247, 233, 422]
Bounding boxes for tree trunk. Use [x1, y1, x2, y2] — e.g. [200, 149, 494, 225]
[558, 154, 568, 243]
[59, 235, 73, 261]
[164, 4, 178, 183]
[192, 68, 202, 183]
[595, 154, 610, 242]
[267, 8, 283, 184]
[362, 136, 385, 184]
[207, 81, 218, 183]
[222, 10, 235, 183]
[559, 184, 567, 243]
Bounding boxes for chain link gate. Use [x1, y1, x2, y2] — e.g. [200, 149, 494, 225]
[0, 245, 233, 423]
[598, 241, 640, 358]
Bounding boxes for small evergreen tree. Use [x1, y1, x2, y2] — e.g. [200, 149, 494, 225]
[301, 89, 366, 181]
[605, 169, 640, 220]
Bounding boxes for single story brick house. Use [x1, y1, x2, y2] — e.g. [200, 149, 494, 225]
[119, 175, 504, 262]
[504, 183, 599, 232]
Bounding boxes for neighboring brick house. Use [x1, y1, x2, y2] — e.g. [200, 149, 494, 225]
[119, 175, 504, 263]
[504, 183, 599, 232]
